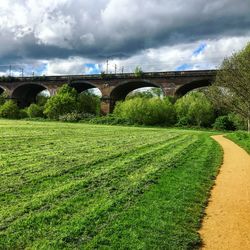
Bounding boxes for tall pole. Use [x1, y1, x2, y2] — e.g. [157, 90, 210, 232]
[9, 65, 12, 77]
[115, 64, 117, 74]
[106, 59, 109, 74]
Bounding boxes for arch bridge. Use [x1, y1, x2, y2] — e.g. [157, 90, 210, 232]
[0, 70, 217, 114]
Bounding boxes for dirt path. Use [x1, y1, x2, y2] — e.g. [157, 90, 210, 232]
[199, 135, 250, 249]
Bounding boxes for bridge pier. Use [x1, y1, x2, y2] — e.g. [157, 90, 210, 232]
[100, 97, 112, 115]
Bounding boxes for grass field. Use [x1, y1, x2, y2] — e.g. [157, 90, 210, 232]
[0, 120, 222, 249]
[226, 131, 250, 154]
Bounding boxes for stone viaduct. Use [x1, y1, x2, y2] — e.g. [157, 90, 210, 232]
[0, 70, 217, 114]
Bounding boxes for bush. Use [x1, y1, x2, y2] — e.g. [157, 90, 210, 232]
[19, 109, 28, 119]
[0, 100, 20, 119]
[27, 104, 44, 118]
[44, 85, 78, 119]
[175, 92, 214, 127]
[59, 112, 83, 122]
[228, 113, 247, 130]
[114, 97, 176, 126]
[213, 115, 236, 131]
[77, 93, 100, 115]
[0, 92, 8, 106]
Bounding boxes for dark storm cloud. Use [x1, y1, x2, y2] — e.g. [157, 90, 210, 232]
[0, 0, 250, 64]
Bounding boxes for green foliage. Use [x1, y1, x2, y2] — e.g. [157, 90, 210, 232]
[226, 131, 250, 153]
[213, 115, 236, 131]
[228, 113, 247, 131]
[58, 112, 96, 122]
[0, 120, 222, 249]
[114, 97, 176, 125]
[19, 109, 28, 119]
[209, 42, 250, 132]
[27, 104, 44, 118]
[126, 87, 164, 100]
[36, 93, 49, 106]
[77, 92, 100, 115]
[0, 92, 8, 105]
[134, 66, 144, 78]
[44, 84, 78, 119]
[0, 100, 20, 119]
[175, 92, 214, 127]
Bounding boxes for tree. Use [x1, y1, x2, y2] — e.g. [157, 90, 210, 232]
[134, 66, 144, 78]
[0, 100, 20, 119]
[77, 92, 100, 115]
[27, 104, 44, 118]
[209, 42, 250, 132]
[0, 92, 8, 106]
[175, 92, 214, 127]
[44, 84, 78, 119]
[114, 97, 176, 125]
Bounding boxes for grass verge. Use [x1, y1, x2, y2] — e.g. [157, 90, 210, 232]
[226, 131, 250, 154]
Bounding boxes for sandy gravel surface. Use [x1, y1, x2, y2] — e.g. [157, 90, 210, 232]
[200, 135, 250, 250]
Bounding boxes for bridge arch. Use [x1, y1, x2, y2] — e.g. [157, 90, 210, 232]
[111, 79, 163, 99]
[69, 80, 102, 96]
[109, 79, 164, 111]
[11, 83, 48, 107]
[174, 79, 213, 97]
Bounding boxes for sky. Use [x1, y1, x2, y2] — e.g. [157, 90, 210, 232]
[0, 0, 250, 76]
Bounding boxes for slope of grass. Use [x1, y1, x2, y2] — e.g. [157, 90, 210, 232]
[0, 120, 222, 249]
[226, 131, 250, 154]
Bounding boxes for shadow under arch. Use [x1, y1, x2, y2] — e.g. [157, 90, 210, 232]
[69, 81, 102, 96]
[110, 79, 163, 111]
[175, 79, 213, 97]
[0, 86, 6, 95]
[11, 83, 48, 107]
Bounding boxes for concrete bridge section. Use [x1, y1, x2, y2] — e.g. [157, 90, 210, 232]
[0, 70, 217, 114]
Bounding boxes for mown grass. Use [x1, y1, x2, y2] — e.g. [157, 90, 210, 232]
[226, 131, 250, 154]
[0, 120, 222, 249]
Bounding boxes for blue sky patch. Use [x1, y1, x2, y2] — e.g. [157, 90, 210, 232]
[175, 63, 192, 71]
[84, 63, 101, 74]
[192, 43, 207, 56]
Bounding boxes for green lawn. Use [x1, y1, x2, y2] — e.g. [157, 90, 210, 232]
[0, 120, 222, 249]
[226, 131, 250, 154]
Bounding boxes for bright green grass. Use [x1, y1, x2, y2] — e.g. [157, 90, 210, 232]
[226, 131, 250, 154]
[0, 120, 222, 249]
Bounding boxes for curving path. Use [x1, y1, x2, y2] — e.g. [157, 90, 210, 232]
[200, 135, 250, 250]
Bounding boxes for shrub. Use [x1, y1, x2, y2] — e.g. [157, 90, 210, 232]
[87, 115, 131, 125]
[44, 85, 78, 119]
[59, 112, 82, 122]
[77, 92, 100, 115]
[114, 97, 176, 126]
[213, 115, 236, 131]
[175, 92, 214, 127]
[19, 109, 28, 119]
[0, 100, 20, 119]
[27, 104, 44, 118]
[228, 113, 247, 131]
[59, 112, 97, 123]
[0, 92, 8, 106]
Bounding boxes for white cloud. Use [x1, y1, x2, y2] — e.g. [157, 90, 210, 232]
[34, 12, 75, 48]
